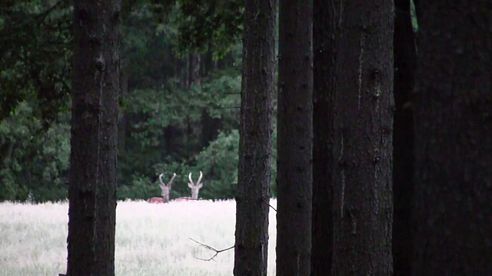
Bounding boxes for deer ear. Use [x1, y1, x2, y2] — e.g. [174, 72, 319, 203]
[188, 183, 193, 189]
[198, 183, 203, 189]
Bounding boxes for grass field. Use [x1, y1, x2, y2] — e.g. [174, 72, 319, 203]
[0, 200, 277, 276]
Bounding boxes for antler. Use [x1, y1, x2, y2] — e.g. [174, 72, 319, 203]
[197, 171, 203, 185]
[188, 172, 194, 185]
[188, 171, 204, 200]
[159, 173, 166, 185]
[169, 173, 177, 185]
[188, 171, 204, 187]
[159, 172, 177, 187]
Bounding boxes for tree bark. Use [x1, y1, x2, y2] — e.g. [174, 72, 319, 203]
[118, 69, 128, 154]
[331, 0, 394, 275]
[233, 0, 276, 275]
[67, 0, 120, 275]
[412, 2, 492, 275]
[276, 1, 313, 275]
[311, 0, 337, 274]
[393, 1, 416, 275]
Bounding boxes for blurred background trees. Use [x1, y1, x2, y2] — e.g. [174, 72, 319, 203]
[0, 0, 252, 202]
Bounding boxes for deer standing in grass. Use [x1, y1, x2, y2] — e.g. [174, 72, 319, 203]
[147, 173, 176, 203]
[147, 171, 205, 203]
[172, 171, 205, 201]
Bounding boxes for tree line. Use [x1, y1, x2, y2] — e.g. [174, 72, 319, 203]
[0, 0, 246, 201]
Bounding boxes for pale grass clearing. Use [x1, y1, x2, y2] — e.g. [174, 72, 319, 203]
[0, 199, 277, 276]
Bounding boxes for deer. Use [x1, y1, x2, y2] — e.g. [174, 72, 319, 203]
[172, 171, 205, 202]
[147, 172, 176, 203]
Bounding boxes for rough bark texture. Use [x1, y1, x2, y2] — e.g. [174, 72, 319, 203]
[67, 0, 120, 275]
[393, 0, 416, 275]
[331, 0, 394, 275]
[311, 0, 337, 274]
[276, 1, 313, 275]
[412, 2, 492, 275]
[233, 0, 276, 275]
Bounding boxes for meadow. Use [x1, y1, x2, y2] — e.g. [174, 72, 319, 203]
[0, 200, 277, 276]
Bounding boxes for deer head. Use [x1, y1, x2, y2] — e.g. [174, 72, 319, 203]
[159, 172, 177, 202]
[188, 171, 204, 200]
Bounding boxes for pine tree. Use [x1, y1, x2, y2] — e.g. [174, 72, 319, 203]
[311, 0, 338, 274]
[277, 1, 313, 275]
[331, 0, 394, 274]
[393, 0, 417, 274]
[234, 0, 276, 275]
[66, 0, 120, 274]
[412, 2, 492, 274]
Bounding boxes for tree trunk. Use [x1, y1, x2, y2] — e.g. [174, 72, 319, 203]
[67, 0, 120, 275]
[179, 57, 189, 89]
[331, 0, 394, 274]
[393, 0, 416, 275]
[200, 109, 221, 148]
[233, 0, 276, 275]
[311, 0, 337, 274]
[276, 1, 313, 275]
[188, 53, 201, 87]
[412, 2, 492, 275]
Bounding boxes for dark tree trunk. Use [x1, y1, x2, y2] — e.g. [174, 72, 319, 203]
[179, 57, 189, 89]
[311, 0, 337, 274]
[67, 0, 120, 275]
[200, 110, 221, 148]
[276, 1, 313, 275]
[163, 125, 179, 158]
[393, 0, 416, 275]
[0, 141, 14, 166]
[331, 0, 394, 275]
[188, 53, 201, 87]
[412, 2, 492, 275]
[202, 48, 216, 75]
[233, 0, 276, 275]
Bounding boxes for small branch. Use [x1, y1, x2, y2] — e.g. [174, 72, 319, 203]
[268, 203, 277, 212]
[189, 238, 235, 261]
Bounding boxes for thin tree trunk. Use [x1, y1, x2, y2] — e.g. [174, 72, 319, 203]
[393, 0, 416, 275]
[331, 0, 394, 274]
[0, 141, 14, 166]
[67, 0, 120, 275]
[200, 110, 221, 148]
[188, 53, 201, 87]
[276, 1, 313, 275]
[311, 0, 337, 274]
[233, 0, 276, 275]
[412, 2, 492, 275]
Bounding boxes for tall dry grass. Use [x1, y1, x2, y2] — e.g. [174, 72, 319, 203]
[0, 200, 277, 276]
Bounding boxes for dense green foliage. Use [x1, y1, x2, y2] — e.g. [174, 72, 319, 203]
[0, 101, 69, 201]
[0, 0, 257, 202]
[0, 0, 72, 121]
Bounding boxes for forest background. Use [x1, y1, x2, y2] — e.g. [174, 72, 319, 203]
[0, 0, 261, 202]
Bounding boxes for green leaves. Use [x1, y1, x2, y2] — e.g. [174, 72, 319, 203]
[172, 0, 244, 56]
[0, 0, 72, 121]
[0, 101, 69, 201]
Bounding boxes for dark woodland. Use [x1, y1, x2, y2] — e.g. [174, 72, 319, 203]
[0, 0, 490, 275]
